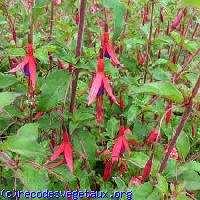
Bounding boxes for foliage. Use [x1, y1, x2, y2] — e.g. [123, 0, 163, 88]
[0, 0, 200, 199]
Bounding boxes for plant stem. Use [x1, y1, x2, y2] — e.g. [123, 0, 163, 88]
[176, 16, 192, 63]
[143, 2, 154, 83]
[69, 0, 87, 113]
[28, 10, 34, 44]
[159, 76, 200, 173]
[49, 0, 54, 39]
[173, 48, 200, 83]
[191, 23, 199, 40]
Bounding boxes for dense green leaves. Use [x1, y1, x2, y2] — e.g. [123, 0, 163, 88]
[176, 132, 190, 159]
[112, 1, 126, 39]
[38, 70, 71, 111]
[7, 48, 26, 57]
[4, 123, 44, 158]
[0, 92, 21, 108]
[129, 82, 184, 102]
[0, 73, 18, 88]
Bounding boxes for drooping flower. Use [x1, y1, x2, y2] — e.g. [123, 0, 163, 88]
[142, 153, 153, 182]
[128, 176, 142, 187]
[45, 131, 73, 173]
[22, 0, 34, 12]
[57, 59, 65, 69]
[88, 52, 117, 124]
[171, 10, 184, 32]
[172, 53, 177, 64]
[164, 144, 178, 160]
[166, 21, 170, 35]
[75, 8, 79, 25]
[157, 49, 161, 59]
[33, 112, 44, 121]
[183, 8, 187, 16]
[166, 100, 172, 125]
[160, 7, 164, 23]
[9, 44, 37, 92]
[119, 96, 125, 110]
[141, 4, 149, 25]
[137, 51, 146, 65]
[192, 124, 195, 137]
[102, 24, 120, 66]
[54, 0, 62, 6]
[146, 127, 160, 145]
[101, 149, 113, 181]
[112, 125, 132, 163]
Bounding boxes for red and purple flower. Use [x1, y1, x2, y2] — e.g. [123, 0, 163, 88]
[88, 53, 117, 124]
[102, 24, 120, 66]
[9, 44, 37, 92]
[45, 131, 73, 173]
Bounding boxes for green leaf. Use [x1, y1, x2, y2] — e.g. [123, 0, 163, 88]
[107, 117, 120, 138]
[129, 152, 149, 168]
[18, 163, 49, 191]
[171, 32, 182, 44]
[0, 92, 21, 108]
[133, 182, 153, 199]
[72, 131, 96, 168]
[0, 73, 18, 88]
[8, 48, 26, 57]
[113, 1, 126, 39]
[175, 194, 191, 200]
[179, 171, 200, 191]
[179, 0, 200, 8]
[176, 132, 190, 159]
[0, 38, 9, 47]
[129, 82, 183, 103]
[113, 177, 126, 190]
[156, 174, 168, 195]
[79, 170, 91, 190]
[4, 123, 44, 158]
[127, 105, 140, 123]
[34, 47, 49, 63]
[38, 70, 71, 111]
[152, 68, 170, 81]
[153, 59, 168, 66]
[0, 15, 7, 24]
[146, 189, 160, 200]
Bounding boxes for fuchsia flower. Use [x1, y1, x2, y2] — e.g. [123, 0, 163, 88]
[9, 44, 37, 92]
[102, 24, 120, 66]
[137, 51, 146, 65]
[33, 112, 44, 121]
[166, 21, 170, 35]
[128, 176, 142, 187]
[146, 127, 160, 145]
[46, 131, 73, 173]
[22, 0, 34, 12]
[192, 125, 195, 137]
[112, 125, 132, 163]
[164, 145, 178, 160]
[75, 8, 79, 25]
[166, 100, 172, 125]
[119, 96, 125, 109]
[160, 7, 164, 23]
[142, 153, 153, 182]
[101, 150, 113, 181]
[157, 49, 161, 59]
[171, 10, 184, 32]
[54, 0, 62, 5]
[88, 54, 117, 124]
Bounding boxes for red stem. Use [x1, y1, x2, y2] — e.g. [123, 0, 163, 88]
[173, 48, 200, 83]
[69, 0, 87, 113]
[144, 2, 154, 83]
[159, 76, 200, 173]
